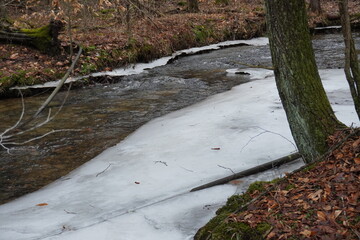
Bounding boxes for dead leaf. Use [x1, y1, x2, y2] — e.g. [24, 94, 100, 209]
[352, 138, 360, 147]
[333, 210, 342, 220]
[354, 158, 360, 164]
[300, 229, 315, 237]
[36, 203, 48, 206]
[322, 205, 332, 211]
[266, 231, 276, 239]
[308, 189, 323, 201]
[229, 180, 243, 185]
[317, 211, 327, 221]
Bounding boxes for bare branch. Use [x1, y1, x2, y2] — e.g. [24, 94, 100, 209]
[4, 129, 82, 146]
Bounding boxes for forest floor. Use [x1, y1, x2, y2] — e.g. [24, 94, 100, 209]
[195, 129, 360, 240]
[1, 0, 360, 98]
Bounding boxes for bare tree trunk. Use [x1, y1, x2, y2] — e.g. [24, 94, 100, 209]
[339, 0, 360, 120]
[265, 0, 344, 163]
[309, 0, 321, 14]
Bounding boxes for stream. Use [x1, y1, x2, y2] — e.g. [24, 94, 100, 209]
[0, 32, 359, 205]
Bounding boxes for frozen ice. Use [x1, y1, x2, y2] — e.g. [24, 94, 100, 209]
[1, 68, 358, 240]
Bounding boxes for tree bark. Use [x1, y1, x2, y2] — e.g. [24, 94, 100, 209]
[309, 0, 321, 14]
[339, 0, 360, 120]
[265, 0, 344, 163]
[187, 0, 199, 12]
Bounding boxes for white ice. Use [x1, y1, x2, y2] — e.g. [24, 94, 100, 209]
[1, 68, 358, 240]
[11, 38, 269, 90]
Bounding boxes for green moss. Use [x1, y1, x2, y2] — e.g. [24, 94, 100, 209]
[177, 1, 187, 6]
[195, 180, 276, 240]
[302, 163, 316, 172]
[195, 216, 270, 240]
[0, 70, 38, 94]
[215, 0, 230, 5]
[216, 194, 251, 215]
[20, 25, 53, 53]
[80, 63, 97, 74]
[192, 25, 215, 44]
[100, 8, 116, 14]
[285, 184, 296, 191]
[83, 45, 97, 53]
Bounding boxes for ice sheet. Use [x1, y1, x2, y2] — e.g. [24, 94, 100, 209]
[1, 69, 358, 240]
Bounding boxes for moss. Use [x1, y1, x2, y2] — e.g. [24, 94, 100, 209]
[216, 194, 251, 215]
[100, 8, 116, 14]
[20, 25, 53, 53]
[192, 25, 215, 45]
[215, 0, 230, 5]
[80, 62, 97, 74]
[177, 1, 187, 6]
[195, 180, 275, 240]
[285, 184, 296, 191]
[195, 215, 270, 240]
[302, 162, 316, 172]
[0, 70, 39, 96]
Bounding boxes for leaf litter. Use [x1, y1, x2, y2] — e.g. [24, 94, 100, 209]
[227, 128, 360, 239]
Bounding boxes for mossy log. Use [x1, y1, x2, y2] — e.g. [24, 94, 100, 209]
[0, 19, 64, 54]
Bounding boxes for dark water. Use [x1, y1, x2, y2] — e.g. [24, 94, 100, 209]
[0, 33, 358, 204]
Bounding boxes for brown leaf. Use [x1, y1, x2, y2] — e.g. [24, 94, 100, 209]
[266, 231, 276, 239]
[308, 189, 323, 201]
[354, 158, 360, 164]
[352, 138, 360, 148]
[333, 210, 342, 220]
[300, 229, 315, 237]
[317, 211, 327, 221]
[36, 203, 48, 206]
[322, 205, 332, 211]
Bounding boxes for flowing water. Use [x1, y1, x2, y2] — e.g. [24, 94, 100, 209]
[0, 33, 359, 204]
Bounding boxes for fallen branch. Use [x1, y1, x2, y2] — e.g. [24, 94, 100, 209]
[19, 47, 82, 128]
[190, 152, 301, 192]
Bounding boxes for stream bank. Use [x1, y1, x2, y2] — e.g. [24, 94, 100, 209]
[2, 0, 360, 98]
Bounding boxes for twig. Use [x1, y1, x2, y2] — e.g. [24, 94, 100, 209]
[20, 48, 82, 128]
[64, 209, 77, 214]
[217, 165, 235, 174]
[96, 163, 113, 177]
[4, 129, 81, 145]
[0, 90, 25, 137]
[4, 83, 72, 140]
[154, 161, 168, 166]
[241, 127, 297, 152]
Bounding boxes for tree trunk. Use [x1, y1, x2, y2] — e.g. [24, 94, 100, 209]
[0, 19, 63, 55]
[309, 0, 321, 14]
[187, 0, 199, 12]
[265, 0, 344, 163]
[339, 0, 360, 120]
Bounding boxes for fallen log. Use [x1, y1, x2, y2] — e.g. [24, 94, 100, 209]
[190, 152, 302, 192]
[0, 19, 63, 54]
